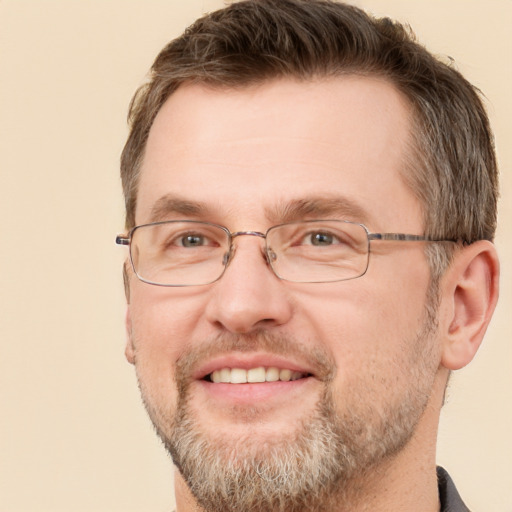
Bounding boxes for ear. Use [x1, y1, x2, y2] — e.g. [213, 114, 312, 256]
[440, 240, 499, 370]
[125, 306, 136, 365]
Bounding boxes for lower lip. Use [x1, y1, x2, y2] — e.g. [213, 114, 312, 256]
[197, 377, 314, 404]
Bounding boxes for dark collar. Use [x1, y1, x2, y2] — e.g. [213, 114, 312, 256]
[437, 466, 470, 512]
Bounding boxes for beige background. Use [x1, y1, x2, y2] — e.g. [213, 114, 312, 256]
[0, 1, 510, 511]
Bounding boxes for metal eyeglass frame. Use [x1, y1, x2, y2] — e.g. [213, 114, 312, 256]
[115, 219, 458, 286]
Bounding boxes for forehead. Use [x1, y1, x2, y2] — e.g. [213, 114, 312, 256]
[137, 77, 422, 232]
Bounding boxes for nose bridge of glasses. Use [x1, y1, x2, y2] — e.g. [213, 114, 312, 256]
[224, 230, 272, 267]
[231, 230, 266, 239]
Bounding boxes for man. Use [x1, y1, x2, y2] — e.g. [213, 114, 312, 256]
[116, 1, 500, 510]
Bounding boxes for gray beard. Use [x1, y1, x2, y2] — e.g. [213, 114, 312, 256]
[168, 385, 357, 512]
[138, 289, 440, 512]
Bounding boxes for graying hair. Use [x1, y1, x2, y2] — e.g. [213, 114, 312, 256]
[121, 0, 498, 279]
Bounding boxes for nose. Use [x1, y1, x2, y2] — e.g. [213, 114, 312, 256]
[205, 235, 294, 334]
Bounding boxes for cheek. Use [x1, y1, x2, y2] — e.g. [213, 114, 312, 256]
[362, 248, 434, 340]
[130, 284, 206, 347]
[128, 287, 209, 398]
[297, 262, 433, 385]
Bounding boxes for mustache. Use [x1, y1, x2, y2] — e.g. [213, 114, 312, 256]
[173, 330, 337, 390]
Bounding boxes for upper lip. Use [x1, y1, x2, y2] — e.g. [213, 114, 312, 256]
[193, 353, 316, 380]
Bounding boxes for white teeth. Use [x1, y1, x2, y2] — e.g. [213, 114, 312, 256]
[209, 367, 307, 384]
[230, 368, 248, 384]
[247, 367, 266, 383]
[219, 368, 231, 383]
[266, 367, 280, 382]
[279, 369, 292, 381]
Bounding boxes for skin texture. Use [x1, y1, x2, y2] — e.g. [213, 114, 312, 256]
[124, 77, 499, 512]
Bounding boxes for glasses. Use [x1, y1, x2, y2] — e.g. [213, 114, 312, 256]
[116, 220, 454, 286]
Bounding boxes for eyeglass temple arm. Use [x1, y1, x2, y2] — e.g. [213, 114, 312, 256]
[368, 233, 457, 242]
[116, 235, 130, 246]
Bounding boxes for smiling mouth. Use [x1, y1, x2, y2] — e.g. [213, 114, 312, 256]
[205, 367, 311, 384]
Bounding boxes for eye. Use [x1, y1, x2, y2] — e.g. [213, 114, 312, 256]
[165, 226, 226, 249]
[308, 232, 336, 246]
[178, 233, 209, 247]
[300, 230, 343, 247]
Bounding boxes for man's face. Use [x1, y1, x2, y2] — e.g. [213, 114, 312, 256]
[126, 77, 444, 511]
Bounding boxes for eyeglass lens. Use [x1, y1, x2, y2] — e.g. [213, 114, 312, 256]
[129, 220, 370, 286]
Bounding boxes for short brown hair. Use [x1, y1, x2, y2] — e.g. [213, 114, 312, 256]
[121, 0, 498, 275]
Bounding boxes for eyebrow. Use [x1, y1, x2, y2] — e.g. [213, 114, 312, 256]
[265, 196, 371, 225]
[148, 193, 371, 226]
[149, 194, 213, 222]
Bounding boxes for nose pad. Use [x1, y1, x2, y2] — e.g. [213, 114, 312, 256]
[267, 247, 277, 263]
[222, 245, 236, 267]
[222, 240, 274, 274]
